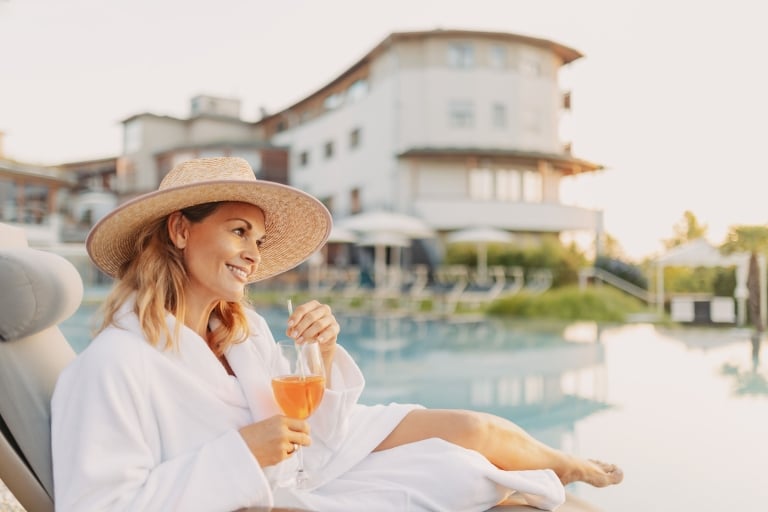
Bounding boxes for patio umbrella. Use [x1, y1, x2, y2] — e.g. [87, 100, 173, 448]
[337, 210, 435, 239]
[327, 225, 358, 244]
[308, 225, 358, 292]
[338, 211, 435, 289]
[446, 226, 513, 283]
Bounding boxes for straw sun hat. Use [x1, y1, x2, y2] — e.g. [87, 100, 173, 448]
[86, 157, 332, 283]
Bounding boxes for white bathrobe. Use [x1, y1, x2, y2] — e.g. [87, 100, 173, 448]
[51, 304, 565, 512]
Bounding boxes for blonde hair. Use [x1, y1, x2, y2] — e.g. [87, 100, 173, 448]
[98, 203, 250, 356]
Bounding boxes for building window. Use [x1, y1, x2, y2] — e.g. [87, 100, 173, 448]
[470, 168, 534, 202]
[350, 188, 361, 214]
[495, 169, 521, 201]
[324, 92, 345, 110]
[23, 183, 49, 224]
[448, 100, 474, 128]
[448, 43, 474, 68]
[492, 103, 507, 128]
[324, 141, 334, 159]
[469, 168, 493, 200]
[520, 55, 541, 77]
[522, 171, 543, 202]
[347, 79, 369, 102]
[0, 178, 16, 221]
[299, 150, 310, 167]
[489, 45, 506, 69]
[349, 127, 361, 149]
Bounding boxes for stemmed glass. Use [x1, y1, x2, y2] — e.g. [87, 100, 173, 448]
[271, 340, 325, 488]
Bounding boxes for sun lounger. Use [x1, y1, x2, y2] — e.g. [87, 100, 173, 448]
[524, 268, 553, 294]
[0, 223, 80, 512]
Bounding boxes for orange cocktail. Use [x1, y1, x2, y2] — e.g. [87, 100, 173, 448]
[271, 374, 325, 419]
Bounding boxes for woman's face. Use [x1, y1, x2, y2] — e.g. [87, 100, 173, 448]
[173, 201, 266, 305]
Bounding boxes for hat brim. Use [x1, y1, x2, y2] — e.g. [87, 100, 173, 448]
[86, 180, 331, 283]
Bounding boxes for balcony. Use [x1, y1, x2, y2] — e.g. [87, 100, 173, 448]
[413, 199, 602, 233]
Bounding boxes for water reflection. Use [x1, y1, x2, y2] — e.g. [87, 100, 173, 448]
[720, 335, 768, 396]
[655, 326, 768, 396]
[62, 306, 613, 446]
[337, 315, 612, 437]
[656, 325, 754, 352]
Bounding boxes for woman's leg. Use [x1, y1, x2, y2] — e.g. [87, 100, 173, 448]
[374, 409, 622, 487]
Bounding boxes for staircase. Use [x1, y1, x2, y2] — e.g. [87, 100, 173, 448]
[578, 267, 654, 304]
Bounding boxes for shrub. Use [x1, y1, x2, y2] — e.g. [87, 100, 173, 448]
[486, 286, 647, 322]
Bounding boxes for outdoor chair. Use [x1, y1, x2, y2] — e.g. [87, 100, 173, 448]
[456, 265, 508, 309]
[524, 268, 554, 294]
[503, 266, 525, 295]
[0, 223, 80, 512]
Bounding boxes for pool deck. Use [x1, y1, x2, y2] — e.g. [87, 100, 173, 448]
[237, 493, 600, 511]
[491, 492, 601, 511]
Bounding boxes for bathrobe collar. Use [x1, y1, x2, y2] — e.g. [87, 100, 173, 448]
[113, 298, 249, 409]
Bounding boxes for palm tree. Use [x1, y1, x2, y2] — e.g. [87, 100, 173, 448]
[721, 225, 768, 337]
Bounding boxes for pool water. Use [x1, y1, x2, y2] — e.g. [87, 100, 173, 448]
[61, 305, 768, 512]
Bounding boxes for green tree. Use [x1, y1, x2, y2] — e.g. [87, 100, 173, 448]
[721, 225, 768, 333]
[663, 210, 708, 249]
[601, 232, 626, 260]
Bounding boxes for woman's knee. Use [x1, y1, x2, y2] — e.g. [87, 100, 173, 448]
[447, 410, 492, 451]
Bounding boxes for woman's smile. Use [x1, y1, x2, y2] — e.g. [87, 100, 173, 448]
[226, 263, 250, 281]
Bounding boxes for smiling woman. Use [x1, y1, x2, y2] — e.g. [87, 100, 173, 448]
[50, 157, 621, 512]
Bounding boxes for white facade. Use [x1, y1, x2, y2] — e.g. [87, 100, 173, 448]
[268, 30, 603, 242]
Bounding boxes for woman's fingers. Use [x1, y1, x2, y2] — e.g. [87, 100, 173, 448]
[239, 415, 310, 467]
[286, 300, 340, 346]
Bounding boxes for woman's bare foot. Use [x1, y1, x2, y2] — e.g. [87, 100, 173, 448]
[560, 458, 624, 487]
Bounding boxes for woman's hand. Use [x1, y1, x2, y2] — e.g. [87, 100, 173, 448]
[239, 415, 310, 467]
[286, 300, 339, 355]
[286, 300, 340, 384]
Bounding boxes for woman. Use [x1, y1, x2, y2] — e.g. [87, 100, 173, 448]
[51, 157, 622, 512]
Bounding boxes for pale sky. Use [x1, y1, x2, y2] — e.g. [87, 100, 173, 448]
[2, 0, 767, 261]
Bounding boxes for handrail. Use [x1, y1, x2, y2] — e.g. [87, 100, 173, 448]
[579, 267, 654, 303]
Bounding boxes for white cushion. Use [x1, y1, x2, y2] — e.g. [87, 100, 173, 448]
[0, 248, 83, 342]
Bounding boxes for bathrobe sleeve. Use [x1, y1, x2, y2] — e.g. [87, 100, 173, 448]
[307, 345, 365, 450]
[51, 329, 271, 512]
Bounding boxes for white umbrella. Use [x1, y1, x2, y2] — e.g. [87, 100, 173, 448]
[356, 231, 411, 248]
[337, 210, 435, 239]
[327, 225, 358, 244]
[338, 211, 435, 289]
[447, 226, 513, 283]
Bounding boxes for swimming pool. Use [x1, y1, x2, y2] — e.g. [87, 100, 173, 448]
[60, 305, 768, 511]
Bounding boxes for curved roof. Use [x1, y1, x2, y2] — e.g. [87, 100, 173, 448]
[259, 29, 583, 124]
[384, 29, 583, 63]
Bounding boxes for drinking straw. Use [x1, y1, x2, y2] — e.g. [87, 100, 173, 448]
[287, 299, 306, 378]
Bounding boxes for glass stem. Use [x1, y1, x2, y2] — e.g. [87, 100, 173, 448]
[296, 445, 308, 487]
